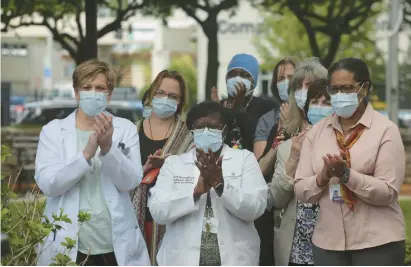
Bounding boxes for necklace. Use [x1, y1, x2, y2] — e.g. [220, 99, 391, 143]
[148, 117, 175, 140]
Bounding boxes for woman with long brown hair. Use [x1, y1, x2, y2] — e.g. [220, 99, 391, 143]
[130, 70, 193, 265]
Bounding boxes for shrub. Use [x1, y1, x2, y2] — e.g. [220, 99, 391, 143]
[1, 145, 90, 266]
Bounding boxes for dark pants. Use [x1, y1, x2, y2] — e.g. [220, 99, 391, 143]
[76, 251, 118, 266]
[312, 240, 405, 266]
[254, 210, 275, 266]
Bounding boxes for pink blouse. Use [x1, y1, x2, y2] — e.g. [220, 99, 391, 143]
[294, 104, 406, 251]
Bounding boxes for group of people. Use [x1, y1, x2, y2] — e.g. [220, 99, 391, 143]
[34, 53, 407, 266]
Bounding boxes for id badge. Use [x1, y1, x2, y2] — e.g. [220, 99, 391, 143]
[330, 184, 343, 202]
[202, 217, 219, 234]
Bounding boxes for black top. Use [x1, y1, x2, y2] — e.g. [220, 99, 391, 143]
[138, 122, 168, 222]
[224, 96, 278, 152]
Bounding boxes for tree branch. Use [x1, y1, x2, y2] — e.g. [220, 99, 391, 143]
[97, 0, 147, 39]
[75, 11, 84, 40]
[215, 0, 238, 13]
[180, 6, 204, 25]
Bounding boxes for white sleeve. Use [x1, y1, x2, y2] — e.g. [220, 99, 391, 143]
[99, 122, 143, 191]
[35, 123, 90, 197]
[220, 151, 268, 222]
[148, 157, 200, 225]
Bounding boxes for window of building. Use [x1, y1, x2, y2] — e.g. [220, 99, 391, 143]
[2, 43, 28, 57]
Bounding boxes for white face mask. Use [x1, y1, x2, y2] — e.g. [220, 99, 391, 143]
[295, 88, 308, 110]
[276, 79, 289, 101]
[330, 84, 365, 118]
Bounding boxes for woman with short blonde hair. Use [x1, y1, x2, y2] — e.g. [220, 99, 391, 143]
[35, 59, 150, 266]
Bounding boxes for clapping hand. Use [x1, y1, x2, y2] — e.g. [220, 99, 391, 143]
[195, 148, 223, 188]
[143, 149, 171, 174]
[93, 112, 114, 154]
[318, 150, 348, 187]
[279, 103, 289, 129]
[289, 131, 307, 161]
[228, 83, 247, 110]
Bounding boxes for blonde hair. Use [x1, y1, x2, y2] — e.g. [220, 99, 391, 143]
[283, 58, 327, 134]
[72, 59, 116, 91]
[146, 70, 188, 114]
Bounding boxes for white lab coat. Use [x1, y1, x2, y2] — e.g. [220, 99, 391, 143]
[148, 145, 267, 266]
[34, 111, 150, 266]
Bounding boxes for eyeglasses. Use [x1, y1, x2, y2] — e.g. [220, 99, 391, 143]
[326, 82, 363, 95]
[155, 89, 180, 102]
[191, 125, 225, 134]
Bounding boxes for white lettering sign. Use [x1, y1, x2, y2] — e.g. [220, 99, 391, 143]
[218, 20, 263, 35]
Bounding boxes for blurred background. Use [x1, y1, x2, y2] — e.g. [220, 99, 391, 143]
[0, 0, 410, 192]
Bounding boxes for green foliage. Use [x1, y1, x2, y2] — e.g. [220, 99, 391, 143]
[169, 55, 198, 109]
[1, 145, 90, 266]
[255, 3, 386, 99]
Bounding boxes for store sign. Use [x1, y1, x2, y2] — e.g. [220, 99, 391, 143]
[218, 20, 263, 35]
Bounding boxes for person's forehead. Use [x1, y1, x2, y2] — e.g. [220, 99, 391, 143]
[158, 77, 180, 94]
[330, 70, 355, 85]
[279, 63, 295, 75]
[227, 68, 250, 76]
[85, 73, 107, 85]
[194, 114, 221, 124]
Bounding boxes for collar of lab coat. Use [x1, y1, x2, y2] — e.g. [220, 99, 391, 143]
[60, 110, 121, 132]
[182, 144, 234, 165]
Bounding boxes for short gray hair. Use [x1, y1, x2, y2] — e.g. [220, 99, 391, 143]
[290, 58, 328, 92]
[283, 58, 327, 135]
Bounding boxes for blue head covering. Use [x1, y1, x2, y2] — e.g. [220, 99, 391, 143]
[227, 54, 259, 88]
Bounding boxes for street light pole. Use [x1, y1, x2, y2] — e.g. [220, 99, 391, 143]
[386, 0, 401, 125]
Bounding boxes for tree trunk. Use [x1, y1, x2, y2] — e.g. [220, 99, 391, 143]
[204, 19, 219, 101]
[81, 0, 98, 63]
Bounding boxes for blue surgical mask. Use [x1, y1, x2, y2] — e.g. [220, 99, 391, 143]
[143, 107, 152, 118]
[79, 91, 108, 117]
[151, 97, 178, 118]
[226, 76, 253, 97]
[277, 79, 289, 101]
[330, 84, 364, 118]
[295, 88, 308, 110]
[307, 105, 334, 125]
[193, 128, 223, 153]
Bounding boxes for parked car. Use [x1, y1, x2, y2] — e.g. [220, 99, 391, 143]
[112, 87, 139, 101]
[378, 109, 411, 129]
[16, 99, 143, 126]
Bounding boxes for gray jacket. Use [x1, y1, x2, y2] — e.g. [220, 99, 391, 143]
[267, 140, 297, 266]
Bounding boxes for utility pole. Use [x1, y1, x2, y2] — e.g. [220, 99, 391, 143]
[43, 32, 53, 91]
[386, 0, 402, 125]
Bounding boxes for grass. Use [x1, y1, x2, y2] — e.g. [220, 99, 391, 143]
[400, 199, 411, 241]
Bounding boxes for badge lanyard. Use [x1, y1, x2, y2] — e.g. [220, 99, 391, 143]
[205, 191, 212, 233]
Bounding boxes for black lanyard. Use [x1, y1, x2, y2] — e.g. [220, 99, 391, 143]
[206, 191, 211, 209]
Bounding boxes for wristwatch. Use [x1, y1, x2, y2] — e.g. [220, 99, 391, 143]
[214, 181, 224, 197]
[340, 166, 350, 184]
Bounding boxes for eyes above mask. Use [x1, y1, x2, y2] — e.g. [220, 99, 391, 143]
[226, 76, 253, 97]
[307, 105, 334, 125]
[276, 79, 289, 101]
[79, 91, 108, 117]
[193, 127, 224, 153]
[151, 97, 178, 118]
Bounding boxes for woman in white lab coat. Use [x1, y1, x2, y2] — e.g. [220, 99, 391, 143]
[148, 101, 268, 266]
[34, 59, 150, 266]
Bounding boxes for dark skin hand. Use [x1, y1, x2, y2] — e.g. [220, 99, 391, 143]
[226, 83, 247, 110]
[196, 148, 223, 187]
[318, 150, 348, 187]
